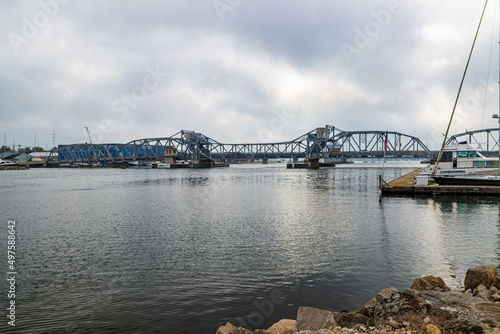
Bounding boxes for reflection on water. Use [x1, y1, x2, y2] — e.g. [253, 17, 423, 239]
[0, 164, 499, 333]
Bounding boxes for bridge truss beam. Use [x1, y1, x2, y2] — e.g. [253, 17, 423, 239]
[447, 128, 500, 155]
[52, 125, 433, 165]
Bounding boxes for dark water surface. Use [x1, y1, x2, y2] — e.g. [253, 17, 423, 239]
[1, 163, 500, 333]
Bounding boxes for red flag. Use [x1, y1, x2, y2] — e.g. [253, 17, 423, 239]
[384, 134, 388, 151]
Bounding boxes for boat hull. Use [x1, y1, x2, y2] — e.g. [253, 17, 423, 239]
[433, 176, 500, 186]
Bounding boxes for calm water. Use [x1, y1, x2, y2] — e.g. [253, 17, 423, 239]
[1, 163, 500, 333]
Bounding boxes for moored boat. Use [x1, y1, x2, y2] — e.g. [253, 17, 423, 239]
[433, 175, 500, 186]
[422, 143, 499, 177]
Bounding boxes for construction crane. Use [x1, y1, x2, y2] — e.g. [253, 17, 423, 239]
[84, 127, 93, 144]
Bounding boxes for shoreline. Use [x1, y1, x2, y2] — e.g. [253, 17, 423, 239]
[217, 266, 500, 334]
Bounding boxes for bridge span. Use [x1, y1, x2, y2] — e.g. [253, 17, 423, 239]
[50, 125, 435, 166]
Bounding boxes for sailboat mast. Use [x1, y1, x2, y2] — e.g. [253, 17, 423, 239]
[498, 0, 500, 174]
[433, 0, 490, 175]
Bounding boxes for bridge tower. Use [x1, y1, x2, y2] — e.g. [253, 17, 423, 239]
[182, 130, 214, 168]
[305, 126, 332, 169]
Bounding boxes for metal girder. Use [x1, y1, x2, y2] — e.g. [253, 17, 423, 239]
[330, 131, 430, 158]
[54, 125, 433, 164]
[447, 128, 499, 155]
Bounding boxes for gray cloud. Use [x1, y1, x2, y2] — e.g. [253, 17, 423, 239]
[0, 0, 498, 150]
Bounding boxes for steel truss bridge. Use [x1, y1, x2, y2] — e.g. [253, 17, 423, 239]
[51, 125, 435, 165]
[447, 128, 500, 154]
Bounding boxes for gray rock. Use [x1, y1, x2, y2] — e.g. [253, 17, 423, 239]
[464, 266, 497, 291]
[293, 306, 337, 332]
[335, 310, 369, 327]
[476, 288, 493, 301]
[364, 297, 378, 310]
[376, 287, 399, 302]
[477, 284, 487, 292]
[388, 319, 400, 329]
[356, 286, 500, 334]
[410, 276, 451, 292]
[419, 290, 500, 332]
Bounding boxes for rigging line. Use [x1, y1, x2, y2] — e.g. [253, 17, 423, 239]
[479, 0, 497, 136]
[434, 0, 489, 175]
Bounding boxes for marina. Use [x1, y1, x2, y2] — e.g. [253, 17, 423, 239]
[380, 168, 500, 196]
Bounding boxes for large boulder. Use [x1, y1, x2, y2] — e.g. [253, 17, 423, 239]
[293, 306, 337, 332]
[410, 276, 451, 292]
[464, 266, 497, 291]
[359, 287, 500, 333]
[418, 290, 500, 333]
[369, 289, 428, 322]
[266, 319, 295, 334]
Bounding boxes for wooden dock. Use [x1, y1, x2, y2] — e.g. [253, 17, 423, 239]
[380, 168, 500, 196]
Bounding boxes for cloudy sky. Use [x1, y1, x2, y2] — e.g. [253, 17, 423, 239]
[1, 0, 499, 150]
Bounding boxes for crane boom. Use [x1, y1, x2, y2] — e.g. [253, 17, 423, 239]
[84, 127, 93, 144]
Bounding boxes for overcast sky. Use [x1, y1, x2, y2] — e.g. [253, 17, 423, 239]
[1, 0, 499, 150]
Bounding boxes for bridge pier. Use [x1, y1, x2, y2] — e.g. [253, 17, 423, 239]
[307, 159, 320, 169]
[192, 159, 214, 168]
[262, 159, 268, 164]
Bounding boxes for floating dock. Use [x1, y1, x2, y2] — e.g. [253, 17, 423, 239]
[380, 168, 500, 196]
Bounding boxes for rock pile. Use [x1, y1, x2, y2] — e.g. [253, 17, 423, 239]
[216, 266, 500, 334]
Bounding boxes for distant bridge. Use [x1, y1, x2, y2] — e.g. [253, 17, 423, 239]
[50, 125, 435, 165]
[447, 128, 500, 154]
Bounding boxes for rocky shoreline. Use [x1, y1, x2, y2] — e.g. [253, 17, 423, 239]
[216, 266, 500, 334]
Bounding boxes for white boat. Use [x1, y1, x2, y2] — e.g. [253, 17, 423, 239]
[129, 161, 149, 168]
[0, 160, 18, 166]
[431, 144, 498, 176]
[153, 162, 170, 169]
[417, 144, 499, 185]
